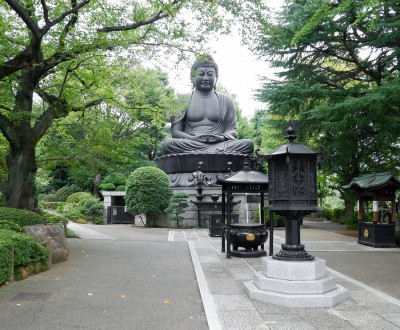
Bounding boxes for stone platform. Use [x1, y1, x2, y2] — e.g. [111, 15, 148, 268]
[244, 256, 350, 308]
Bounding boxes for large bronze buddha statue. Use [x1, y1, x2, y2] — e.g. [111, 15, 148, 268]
[163, 55, 253, 155]
[157, 55, 254, 186]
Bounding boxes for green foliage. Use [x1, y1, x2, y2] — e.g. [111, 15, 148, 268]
[40, 201, 66, 210]
[252, 0, 400, 214]
[0, 207, 44, 227]
[0, 229, 49, 268]
[55, 185, 81, 202]
[61, 204, 83, 222]
[0, 239, 13, 285]
[99, 183, 116, 191]
[41, 194, 59, 202]
[126, 167, 171, 227]
[82, 199, 104, 219]
[0, 220, 22, 232]
[115, 186, 126, 192]
[0, 192, 5, 207]
[253, 208, 286, 227]
[66, 192, 93, 204]
[67, 229, 80, 238]
[165, 192, 190, 228]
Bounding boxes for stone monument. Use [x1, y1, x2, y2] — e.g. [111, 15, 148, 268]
[156, 55, 254, 187]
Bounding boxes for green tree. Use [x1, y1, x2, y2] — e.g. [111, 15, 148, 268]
[164, 192, 189, 228]
[0, 0, 263, 211]
[36, 66, 176, 196]
[125, 166, 170, 227]
[251, 0, 400, 215]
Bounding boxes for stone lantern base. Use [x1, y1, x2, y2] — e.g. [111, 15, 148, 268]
[244, 257, 349, 308]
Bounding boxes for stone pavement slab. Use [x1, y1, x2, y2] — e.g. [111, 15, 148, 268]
[2, 223, 400, 330]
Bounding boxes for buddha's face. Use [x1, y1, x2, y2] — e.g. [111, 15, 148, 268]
[193, 66, 217, 92]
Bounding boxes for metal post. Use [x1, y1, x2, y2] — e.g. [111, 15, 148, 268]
[221, 191, 226, 252]
[260, 192, 265, 251]
[226, 188, 231, 258]
[269, 211, 274, 256]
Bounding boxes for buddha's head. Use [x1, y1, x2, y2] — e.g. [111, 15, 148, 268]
[191, 55, 218, 91]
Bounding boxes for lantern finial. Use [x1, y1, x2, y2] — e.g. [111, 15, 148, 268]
[284, 120, 298, 143]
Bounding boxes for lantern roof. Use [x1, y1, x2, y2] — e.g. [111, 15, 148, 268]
[216, 163, 268, 185]
[268, 143, 318, 157]
[343, 172, 400, 191]
[267, 120, 319, 157]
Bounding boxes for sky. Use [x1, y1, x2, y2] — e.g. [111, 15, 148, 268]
[167, 1, 283, 119]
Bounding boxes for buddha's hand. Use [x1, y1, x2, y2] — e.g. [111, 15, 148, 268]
[206, 135, 225, 144]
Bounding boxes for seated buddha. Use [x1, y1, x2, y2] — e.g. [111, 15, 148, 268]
[162, 55, 254, 155]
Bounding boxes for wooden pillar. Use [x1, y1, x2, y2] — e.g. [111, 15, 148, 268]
[373, 200, 379, 222]
[357, 196, 362, 221]
[392, 195, 396, 223]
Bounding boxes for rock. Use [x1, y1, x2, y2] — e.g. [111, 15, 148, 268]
[23, 224, 68, 264]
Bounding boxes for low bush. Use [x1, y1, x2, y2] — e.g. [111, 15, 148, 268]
[40, 201, 66, 210]
[0, 220, 21, 232]
[61, 203, 82, 221]
[0, 207, 44, 227]
[115, 185, 126, 191]
[41, 194, 59, 202]
[66, 192, 93, 204]
[333, 208, 345, 222]
[0, 239, 13, 284]
[322, 208, 334, 221]
[99, 183, 115, 191]
[82, 199, 103, 219]
[0, 229, 49, 268]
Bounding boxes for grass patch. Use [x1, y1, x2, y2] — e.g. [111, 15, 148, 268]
[67, 229, 80, 239]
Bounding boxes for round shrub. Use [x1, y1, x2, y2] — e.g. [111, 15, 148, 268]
[66, 192, 93, 204]
[126, 167, 170, 227]
[0, 207, 44, 227]
[55, 184, 80, 202]
[115, 185, 126, 191]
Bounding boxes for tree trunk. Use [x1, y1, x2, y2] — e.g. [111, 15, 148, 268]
[5, 144, 38, 212]
[93, 173, 101, 198]
[340, 189, 357, 219]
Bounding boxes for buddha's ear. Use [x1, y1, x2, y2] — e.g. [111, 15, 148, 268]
[214, 75, 218, 90]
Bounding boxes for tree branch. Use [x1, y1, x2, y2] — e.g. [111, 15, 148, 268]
[40, 0, 50, 24]
[41, 0, 91, 35]
[5, 0, 41, 37]
[97, 0, 183, 33]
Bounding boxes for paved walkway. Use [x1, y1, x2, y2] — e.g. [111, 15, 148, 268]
[1, 221, 400, 329]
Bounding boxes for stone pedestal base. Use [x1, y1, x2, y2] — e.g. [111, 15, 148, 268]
[244, 257, 349, 308]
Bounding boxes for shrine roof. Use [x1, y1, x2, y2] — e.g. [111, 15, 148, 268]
[343, 172, 400, 190]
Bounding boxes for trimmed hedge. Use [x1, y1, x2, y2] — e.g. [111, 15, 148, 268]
[0, 207, 44, 227]
[40, 201, 66, 210]
[0, 239, 13, 284]
[0, 229, 49, 267]
[0, 220, 21, 232]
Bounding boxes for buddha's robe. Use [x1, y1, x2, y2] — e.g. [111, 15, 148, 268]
[162, 92, 253, 155]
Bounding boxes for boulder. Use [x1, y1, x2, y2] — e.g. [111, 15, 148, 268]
[23, 224, 68, 264]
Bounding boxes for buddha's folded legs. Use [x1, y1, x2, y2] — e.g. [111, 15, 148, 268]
[163, 138, 254, 155]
